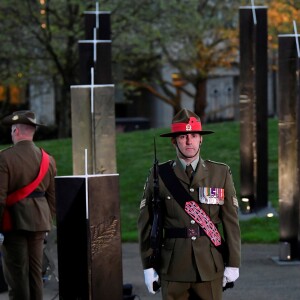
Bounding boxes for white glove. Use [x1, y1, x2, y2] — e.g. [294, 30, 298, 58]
[223, 267, 239, 287]
[144, 268, 160, 294]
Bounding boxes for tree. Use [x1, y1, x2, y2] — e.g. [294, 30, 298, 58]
[0, 0, 243, 135]
[104, 0, 241, 118]
[267, 0, 300, 50]
[0, 0, 94, 137]
[109, 0, 300, 118]
[2, 0, 299, 136]
[110, 0, 300, 118]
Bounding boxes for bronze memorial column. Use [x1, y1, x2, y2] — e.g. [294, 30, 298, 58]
[278, 34, 300, 261]
[56, 5, 123, 299]
[239, 6, 268, 213]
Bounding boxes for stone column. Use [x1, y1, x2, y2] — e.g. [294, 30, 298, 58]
[71, 84, 116, 175]
[239, 6, 268, 212]
[56, 6, 123, 299]
[56, 175, 123, 299]
[278, 34, 300, 260]
[72, 7, 115, 175]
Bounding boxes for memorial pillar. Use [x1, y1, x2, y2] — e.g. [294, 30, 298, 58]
[71, 9, 115, 175]
[56, 174, 123, 299]
[239, 6, 268, 212]
[56, 5, 123, 299]
[278, 34, 300, 260]
[71, 84, 115, 175]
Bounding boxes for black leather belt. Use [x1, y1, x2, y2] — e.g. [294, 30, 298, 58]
[28, 191, 45, 198]
[165, 227, 205, 239]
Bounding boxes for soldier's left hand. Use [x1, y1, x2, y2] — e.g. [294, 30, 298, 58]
[223, 267, 239, 287]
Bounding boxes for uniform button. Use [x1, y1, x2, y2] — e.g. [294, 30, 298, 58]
[191, 220, 195, 224]
[190, 188, 194, 192]
[191, 236, 197, 241]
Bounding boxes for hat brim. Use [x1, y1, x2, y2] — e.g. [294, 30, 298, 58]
[2, 115, 45, 126]
[160, 130, 214, 137]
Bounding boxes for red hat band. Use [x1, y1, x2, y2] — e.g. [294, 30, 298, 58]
[171, 117, 202, 133]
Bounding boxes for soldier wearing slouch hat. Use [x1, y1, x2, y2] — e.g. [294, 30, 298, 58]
[0, 110, 56, 300]
[138, 108, 241, 300]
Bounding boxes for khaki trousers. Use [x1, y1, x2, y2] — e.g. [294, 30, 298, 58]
[1, 231, 46, 300]
[161, 277, 223, 300]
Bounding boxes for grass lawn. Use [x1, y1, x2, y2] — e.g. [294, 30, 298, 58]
[1, 118, 280, 243]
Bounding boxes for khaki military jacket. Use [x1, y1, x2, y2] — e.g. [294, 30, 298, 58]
[0, 140, 56, 232]
[138, 157, 241, 282]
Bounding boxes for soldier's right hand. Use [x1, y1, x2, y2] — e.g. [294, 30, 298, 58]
[143, 268, 160, 294]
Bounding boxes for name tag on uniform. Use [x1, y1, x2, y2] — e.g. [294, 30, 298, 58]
[199, 187, 224, 205]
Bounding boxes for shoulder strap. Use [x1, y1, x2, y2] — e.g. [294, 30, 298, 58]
[159, 162, 222, 247]
[6, 149, 50, 206]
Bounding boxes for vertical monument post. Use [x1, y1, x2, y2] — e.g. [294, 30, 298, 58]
[278, 32, 300, 261]
[56, 3, 123, 299]
[72, 8, 115, 175]
[239, 6, 268, 213]
[56, 172, 122, 299]
[296, 25, 300, 261]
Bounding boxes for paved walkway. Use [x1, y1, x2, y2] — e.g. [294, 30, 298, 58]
[122, 243, 300, 300]
[0, 243, 299, 300]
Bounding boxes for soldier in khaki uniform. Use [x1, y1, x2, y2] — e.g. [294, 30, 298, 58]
[138, 109, 241, 300]
[0, 111, 56, 300]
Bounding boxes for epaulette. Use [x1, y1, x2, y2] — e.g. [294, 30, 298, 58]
[158, 160, 173, 167]
[40, 147, 52, 156]
[148, 160, 173, 173]
[205, 159, 229, 167]
[205, 160, 232, 174]
[0, 146, 13, 153]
